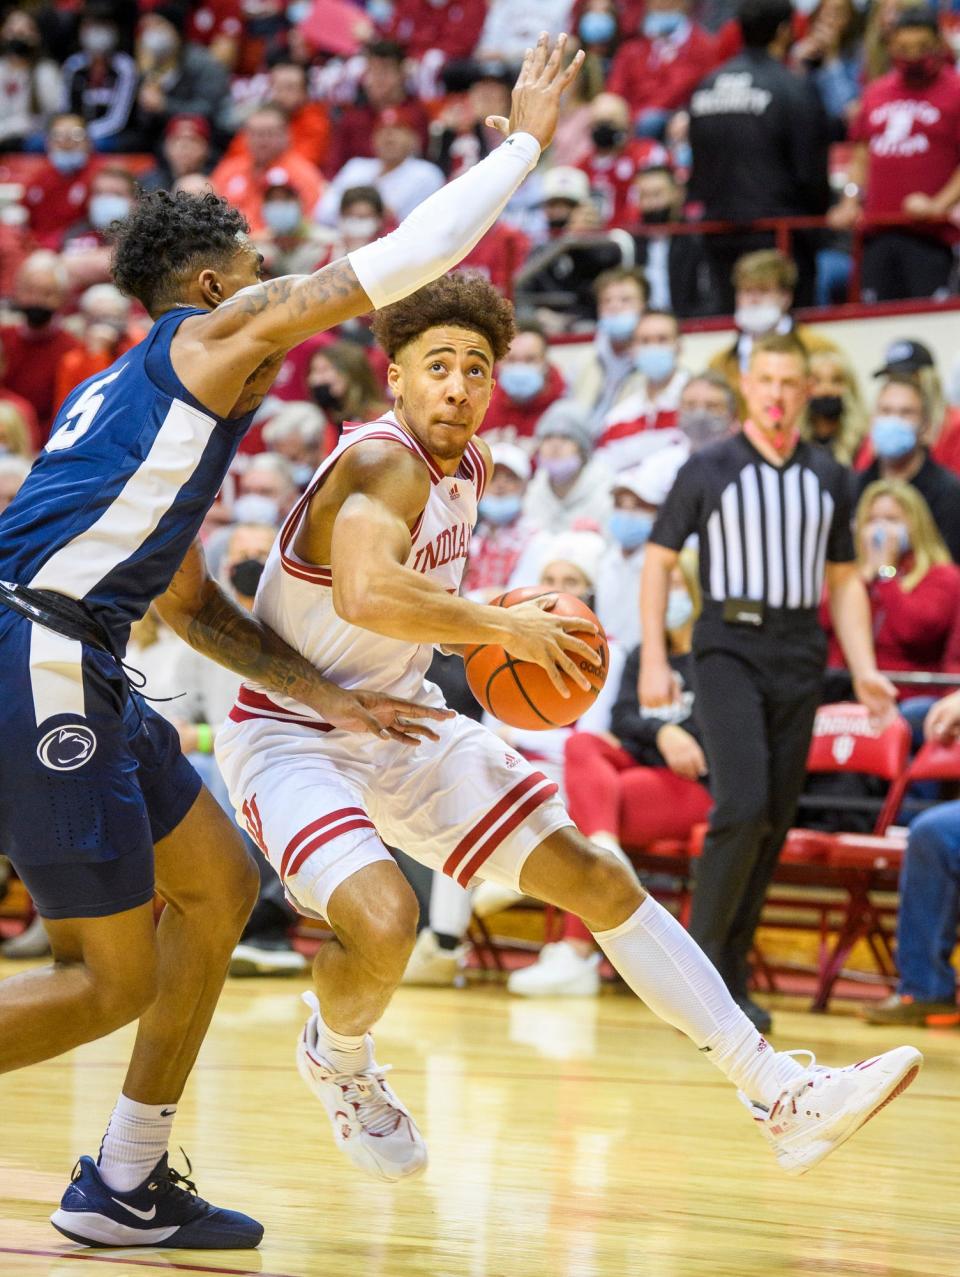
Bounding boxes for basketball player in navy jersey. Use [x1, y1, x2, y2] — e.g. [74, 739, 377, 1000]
[0, 35, 587, 1249]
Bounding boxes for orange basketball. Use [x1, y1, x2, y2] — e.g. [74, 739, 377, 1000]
[464, 587, 609, 729]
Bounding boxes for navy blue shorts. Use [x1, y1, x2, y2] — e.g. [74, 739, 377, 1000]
[0, 611, 202, 920]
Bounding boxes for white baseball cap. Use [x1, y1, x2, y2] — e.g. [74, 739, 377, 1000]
[541, 166, 590, 205]
[490, 441, 532, 482]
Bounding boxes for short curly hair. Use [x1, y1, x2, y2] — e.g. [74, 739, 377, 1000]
[111, 190, 249, 315]
[371, 272, 516, 363]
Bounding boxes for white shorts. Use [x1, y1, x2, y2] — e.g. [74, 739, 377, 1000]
[216, 710, 572, 920]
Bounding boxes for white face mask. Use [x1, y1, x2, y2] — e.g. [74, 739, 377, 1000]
[735, 301, 783, 337]
[140, 27, 178, 58]
[81, 25, 117, 55]
[339, 215, 380, 241]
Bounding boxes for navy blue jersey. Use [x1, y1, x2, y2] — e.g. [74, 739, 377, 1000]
[0, 307, 253, 648]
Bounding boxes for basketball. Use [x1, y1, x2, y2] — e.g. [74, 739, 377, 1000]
[464, 587, 609, 729]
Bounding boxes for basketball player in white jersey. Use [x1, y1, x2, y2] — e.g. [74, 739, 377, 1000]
[217, 271, 922, 1185]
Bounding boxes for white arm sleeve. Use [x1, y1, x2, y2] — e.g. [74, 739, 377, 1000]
[347, 132, 541, 310]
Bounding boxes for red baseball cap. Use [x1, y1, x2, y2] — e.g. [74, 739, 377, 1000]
[373, 104, 420, 133]
[164, 114, 211, 142]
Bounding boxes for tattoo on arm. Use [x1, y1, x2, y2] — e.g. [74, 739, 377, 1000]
[184, 584, 321, 701]
[226, 257, 360, 322]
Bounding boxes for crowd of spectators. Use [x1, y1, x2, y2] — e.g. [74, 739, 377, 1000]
[0, 0, 958, 1020]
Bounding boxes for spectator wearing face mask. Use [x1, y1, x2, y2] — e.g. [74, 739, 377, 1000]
[61, 4, 138, 152]
[802, 348, 868, 467]
[708, 250, 839, 402]
[0, 252, 80, 445]
[53, 283, 137, 409]
[575, 267, 650, 429]
[254, 175, 334, 277]
[0, 10, 62, 151]
[261, 402, 326, 491]
[596, 309, 690, 471]
[238, 452, 300, 525]
[830, 9, 960, 302]
[609, 0, 722, 138]
[24, 114, 97, 251]
[59, 166, 138, 290]
[306, 341, 389, 452]
[577, 93, 669, 227]
[821, 481, 960, 694]
[639, 371, 739, 495]
[479, 321, 566, 442]
[629, 164, 713, 317]
[595, 460, 675, 650]
[856, 375, 960, 562]
[132, 5, 232, 150]
[864, 339, 960, 479]
[509, 551, 709, 998]
[430, 61, 514, 181]
[463, 443, 539, 599]
[524, 401, 613, 534]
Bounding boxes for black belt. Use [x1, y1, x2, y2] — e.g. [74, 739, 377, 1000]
[0, 580, 120, 658]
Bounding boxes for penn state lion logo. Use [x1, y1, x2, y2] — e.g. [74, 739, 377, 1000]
[37, 724, 98, 772]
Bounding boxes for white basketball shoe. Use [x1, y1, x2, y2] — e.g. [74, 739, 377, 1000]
[740, 1045, 922, 1175]
[296, 993, 427, 1183]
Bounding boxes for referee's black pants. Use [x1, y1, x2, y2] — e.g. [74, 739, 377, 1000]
[688, 606, 825, 995]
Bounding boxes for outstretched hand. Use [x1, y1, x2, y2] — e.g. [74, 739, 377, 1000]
[485, 32, 585, 151]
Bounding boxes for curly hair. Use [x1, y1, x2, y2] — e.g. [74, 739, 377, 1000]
[110, 190, 249, 315]
[370, 272, 516, 363]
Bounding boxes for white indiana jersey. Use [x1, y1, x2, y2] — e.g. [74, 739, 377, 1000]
[233, 413, 488, 727]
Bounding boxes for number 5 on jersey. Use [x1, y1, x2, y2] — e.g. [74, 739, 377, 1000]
[46, 365, 128, 454]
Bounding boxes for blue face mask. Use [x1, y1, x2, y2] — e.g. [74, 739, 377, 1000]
[665, 587, 694, 631]
[48, 148, 87, 175]
[499, 362, 545, 402]
[598, 310, 639, 344]
[579, 10, 617, 43]
[291, 462, 315, 488]
[871, 415, 918, 461]
[263, 200, 302, 235]
[287, 0, 314, 23]
[478, 493, 523, 526]
[88, 193, 130, 230]
[609, 509, 654, 550]
[643, 10, 685, 37]
[634, 344, 676, 382]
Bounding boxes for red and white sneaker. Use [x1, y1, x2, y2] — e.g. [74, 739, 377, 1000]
[296, 994, 427, 1183]
[739, 1045, 922, 1175]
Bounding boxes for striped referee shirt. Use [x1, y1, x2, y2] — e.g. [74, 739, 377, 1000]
[651, 434, 854, 608]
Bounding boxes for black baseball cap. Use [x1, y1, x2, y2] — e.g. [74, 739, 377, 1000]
[873, 339, 935, 377]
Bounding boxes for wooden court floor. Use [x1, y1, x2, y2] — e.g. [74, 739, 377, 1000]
[1, 966, 958, 1277]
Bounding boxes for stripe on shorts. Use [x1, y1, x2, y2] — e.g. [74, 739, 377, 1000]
[286, 819, 377, 878]
[280, 807, 371, 879]
[442, 772, 559, 886]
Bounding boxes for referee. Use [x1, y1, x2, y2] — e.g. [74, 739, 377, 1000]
[639, 334, 896, 1032]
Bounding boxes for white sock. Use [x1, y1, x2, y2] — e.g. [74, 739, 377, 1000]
[429, 871, 473, 940]
[593, 896, 804, 1107]
[98, 1095, 177, 1192]
[317, 1009, 373, 1074]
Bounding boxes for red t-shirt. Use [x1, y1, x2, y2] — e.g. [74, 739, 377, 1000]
[479, 363, 566, 439]
[461, 222, 531, 296]
[579, 139, 669, 228]
[23, 160, 96, 250]
[852, 66, 960, 243]
[384, 0, 486, 61]
[823, 560, 960, 678]
[608, 25, 721, 115]
[0, 323, 82, 443]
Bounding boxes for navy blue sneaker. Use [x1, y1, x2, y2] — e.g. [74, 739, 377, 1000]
[50, 1153, 264, 1249]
